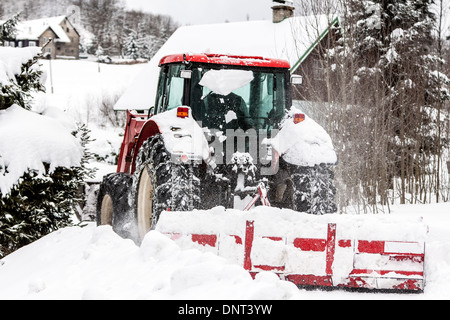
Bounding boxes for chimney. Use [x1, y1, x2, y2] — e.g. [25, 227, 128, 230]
[272, 0, 295, 23]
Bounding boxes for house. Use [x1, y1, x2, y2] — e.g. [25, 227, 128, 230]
[3, 15, 80, 60]
[114, 0, 339, 111]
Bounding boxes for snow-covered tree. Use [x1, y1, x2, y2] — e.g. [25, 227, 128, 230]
[0, 47, 93, 258]
[124, 29, 139, 60]
[0, 48, 45, 111]
[136, 22, 151, 60]
[326, 0, 449, 205]
[95, 45, 104, 61]
[0, 13, 20, 46]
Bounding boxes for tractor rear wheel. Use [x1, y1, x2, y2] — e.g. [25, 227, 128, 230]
[290, 164, 337, 215]
[132, 135, 201, 241]
[96, 173, 133, 238]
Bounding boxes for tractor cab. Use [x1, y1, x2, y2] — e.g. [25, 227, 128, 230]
[154, 53, 296, 133]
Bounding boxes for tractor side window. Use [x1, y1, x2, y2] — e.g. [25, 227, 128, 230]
[156, 64, 186, 114]
[249, 72, 285, 130]
[233, 82, 251, 107]
[167, 77, 185, 110]
[250, 73, 274, 129]
[272, 72, 286, 127]
[155, 68, 166, 114]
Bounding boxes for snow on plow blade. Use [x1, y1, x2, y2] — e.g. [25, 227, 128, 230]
[156, 207, 428, 292]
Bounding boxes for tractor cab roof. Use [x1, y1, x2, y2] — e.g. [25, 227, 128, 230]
[159, 53, 291, 69]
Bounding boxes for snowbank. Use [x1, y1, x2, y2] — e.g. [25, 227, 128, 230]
[34, 59, 146, 124]
[0, 105, 83, 195]
[0, 224, 300, 300]
[0, 203, 449, 300]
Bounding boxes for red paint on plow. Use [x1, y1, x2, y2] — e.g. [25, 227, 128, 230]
[325, 224, 336, 276]
[243, 221, 255, 271]
[191, 234, 217, 247]
[293, 238, 326, 252]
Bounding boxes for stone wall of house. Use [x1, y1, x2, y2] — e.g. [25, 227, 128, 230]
[39, 29, 58, 59]
[56, 18, 80, 59]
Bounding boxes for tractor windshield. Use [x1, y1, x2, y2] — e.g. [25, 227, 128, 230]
[190, 67, 287, 131]
[155, 63, 288, 132]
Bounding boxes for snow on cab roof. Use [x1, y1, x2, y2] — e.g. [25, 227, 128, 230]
[114, 15, 338, 111]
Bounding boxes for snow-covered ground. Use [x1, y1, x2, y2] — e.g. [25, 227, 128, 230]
[0, 202, 449, 300]
[34, 59, 148, 181]
[33, 59, 145, 124]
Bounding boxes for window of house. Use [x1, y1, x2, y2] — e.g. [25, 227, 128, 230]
[18, 41, 23, 47]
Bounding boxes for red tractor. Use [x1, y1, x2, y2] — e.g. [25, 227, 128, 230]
[97, 53, 337, 240]
[96, 53, 427, 292]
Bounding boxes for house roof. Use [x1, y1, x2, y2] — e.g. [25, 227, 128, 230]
[114, 15, 339, 111]
[15, 16, 71, 43]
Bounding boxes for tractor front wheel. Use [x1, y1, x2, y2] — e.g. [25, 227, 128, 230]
[135, 161, 155, 240]
[132, 135, 201, 242]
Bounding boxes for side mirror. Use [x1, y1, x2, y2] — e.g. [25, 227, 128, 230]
[291, 75, 303, 85]
[148, 106, 155, 118]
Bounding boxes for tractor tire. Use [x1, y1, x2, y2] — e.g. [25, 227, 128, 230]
[290, 164, 337, 215]
[132, 134, 201, 241]
[96, 173, 133, 238]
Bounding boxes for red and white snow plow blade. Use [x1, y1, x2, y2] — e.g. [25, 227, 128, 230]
[156, 207, 428, 292]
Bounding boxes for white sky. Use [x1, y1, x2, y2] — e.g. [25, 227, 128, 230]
[124, 0, 275, 25]
[124, 0, 450, 38]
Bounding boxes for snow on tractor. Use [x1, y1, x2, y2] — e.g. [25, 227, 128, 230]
[97, 53, 428, 292]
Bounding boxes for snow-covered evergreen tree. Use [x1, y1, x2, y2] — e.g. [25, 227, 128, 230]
[124, 29, 140, 60]
[136, 22, 151, 60]
[1, 14, 46, 111]
[0, 13, 20, 45]
[0, 47, 93, 258]
[327, 0, 449, 204]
